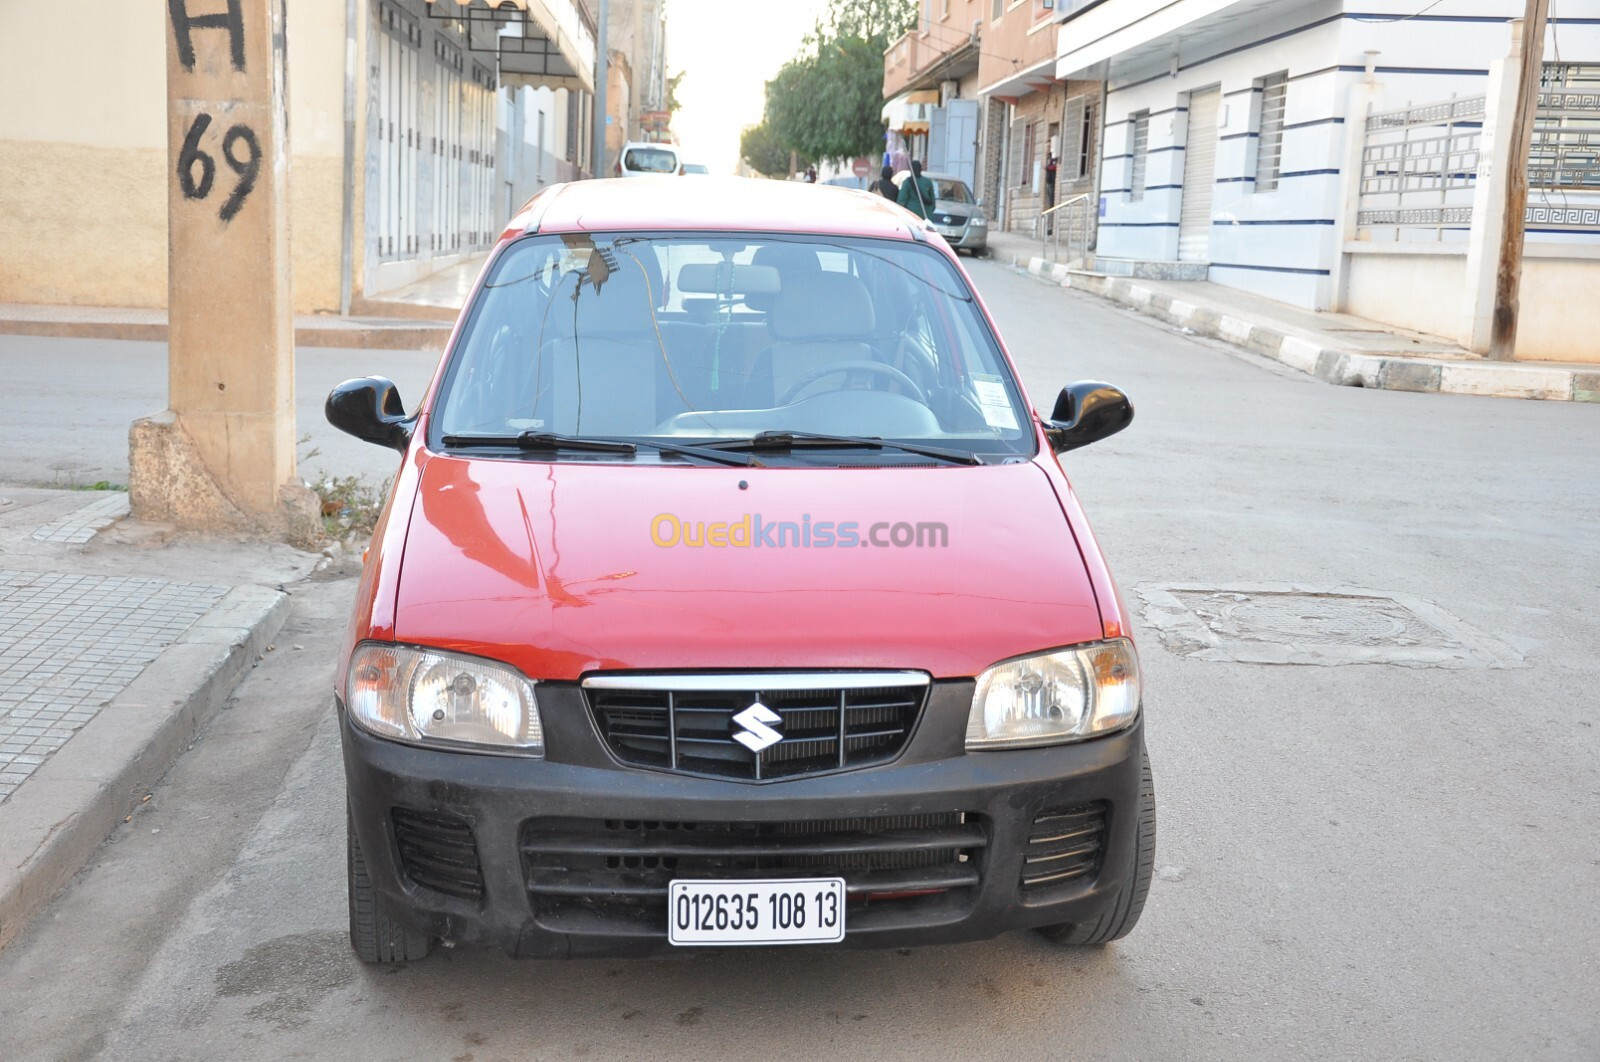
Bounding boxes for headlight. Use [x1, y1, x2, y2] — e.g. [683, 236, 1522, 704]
[346, 643, 544, 755]
[965, 639, 1139, 750]
[970, 216, 987, 227]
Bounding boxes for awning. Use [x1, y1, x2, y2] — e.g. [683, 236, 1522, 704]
[424, 0, 595, 93]
[882, 89, 940, 133]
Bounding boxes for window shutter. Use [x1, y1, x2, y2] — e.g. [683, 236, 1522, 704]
[1255, 72, 1288, 191]
[1061, 96, 1085, 181]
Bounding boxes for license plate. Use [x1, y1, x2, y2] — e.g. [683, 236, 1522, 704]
[668, 878, 846, 946]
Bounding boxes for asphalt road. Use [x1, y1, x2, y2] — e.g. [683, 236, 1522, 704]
[0, 260, 1596, 1060]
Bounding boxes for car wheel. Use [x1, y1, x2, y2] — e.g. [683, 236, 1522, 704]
[348, 805, 434, 964]
[1035, 748, 1155, 946]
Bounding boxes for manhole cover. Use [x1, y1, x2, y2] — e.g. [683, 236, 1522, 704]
[1138, 585, 1525, 668]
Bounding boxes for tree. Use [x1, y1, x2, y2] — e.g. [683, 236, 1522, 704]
[665, 70, 685, 116]
[741, 123, 806, 178]
[760, 0, 916, 166]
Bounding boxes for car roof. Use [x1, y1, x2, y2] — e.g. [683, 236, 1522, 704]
[506, 176, 927, 242]
[895, 171, 967, 183]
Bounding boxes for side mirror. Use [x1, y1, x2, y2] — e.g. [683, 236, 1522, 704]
[326, 376, 414, 452]
[1044, 381, 1133, 454]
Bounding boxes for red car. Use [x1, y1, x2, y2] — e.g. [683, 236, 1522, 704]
[327, 176, 1153, 962]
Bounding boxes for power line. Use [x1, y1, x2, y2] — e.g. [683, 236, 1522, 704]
[1349, 0, 1449, 24]
[908, 15, 1024, 69]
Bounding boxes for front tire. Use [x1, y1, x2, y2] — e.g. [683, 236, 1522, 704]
[348, 806, 434, 963]
[1036, 748, 1156, 946]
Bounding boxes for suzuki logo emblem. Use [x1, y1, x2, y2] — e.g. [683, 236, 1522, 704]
[731, 700, 783, 754]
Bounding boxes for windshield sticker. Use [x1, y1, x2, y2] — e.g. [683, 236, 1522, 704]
[971, 374, 1019, 431]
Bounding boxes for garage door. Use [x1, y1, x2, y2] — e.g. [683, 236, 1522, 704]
[1178, 87, 1220, 262]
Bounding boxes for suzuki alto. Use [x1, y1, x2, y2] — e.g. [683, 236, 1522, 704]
[328, 176, 1153, 962]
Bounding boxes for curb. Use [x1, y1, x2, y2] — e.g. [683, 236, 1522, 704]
[0, 317, 451, 352]
[0, 585, 291, 950]
[1018, 255, 1600, 403]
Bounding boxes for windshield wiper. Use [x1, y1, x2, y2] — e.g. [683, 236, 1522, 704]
[703, 431, 981, 466]
[439, 431, 762, 467]
[442, 431, 639, 454]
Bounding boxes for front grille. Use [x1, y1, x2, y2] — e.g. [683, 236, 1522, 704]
[392, 807, 485, 901]
[585, 676, 927, 782]
[1020, 802, 1107, 893]
[522, 813, 985, 929]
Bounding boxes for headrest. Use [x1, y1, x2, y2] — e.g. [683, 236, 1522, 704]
[769, 272, 876, 342]
[613, 244, 665, 309]
[573, 253, 660, 335]
[747, 244, 820, 312]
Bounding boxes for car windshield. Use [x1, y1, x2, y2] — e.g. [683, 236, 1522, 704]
[623, 147, 678, 173]
[432, 233, 1034, 460]
[930, 179, 973, 203]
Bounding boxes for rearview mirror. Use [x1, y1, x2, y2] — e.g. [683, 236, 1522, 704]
[1044, 381, 1133, 454]
[326, 377, 414, 452]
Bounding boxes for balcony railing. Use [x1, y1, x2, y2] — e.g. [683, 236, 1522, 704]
[883, 25, 980, 99]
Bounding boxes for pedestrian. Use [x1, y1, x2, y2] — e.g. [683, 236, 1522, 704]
[869, 164, 897, 203]
[804, 165, 817, 184]
[1044, 152, 1059, 233]
[897, 159, 936, 220]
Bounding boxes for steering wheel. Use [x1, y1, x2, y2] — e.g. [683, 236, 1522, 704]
[778, 360, 928, 406]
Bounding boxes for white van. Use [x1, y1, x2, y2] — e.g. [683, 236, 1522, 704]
[614, 142, 682, 177]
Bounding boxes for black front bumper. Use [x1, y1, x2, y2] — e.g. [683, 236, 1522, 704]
[340, 682, 1144, 958]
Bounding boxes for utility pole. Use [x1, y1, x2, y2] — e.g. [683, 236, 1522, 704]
[1489, 0, 1550, 361]
[132, 0, 314, 543]
[593, 0, 609, 178]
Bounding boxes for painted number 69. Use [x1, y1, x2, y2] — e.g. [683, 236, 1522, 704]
[178, 113, 261, 223]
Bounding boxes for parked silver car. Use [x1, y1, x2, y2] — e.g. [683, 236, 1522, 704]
[893, 171, 988, 255]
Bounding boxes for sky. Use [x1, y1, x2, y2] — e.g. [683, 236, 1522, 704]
[664, 0, 834, 175]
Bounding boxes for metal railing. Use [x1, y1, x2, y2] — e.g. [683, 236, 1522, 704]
[1355, 84, 1600, 239]
[1357, 96, 1484, 240]
[1531, 87, 1600, 190]
[1037, 193, 1095, 268]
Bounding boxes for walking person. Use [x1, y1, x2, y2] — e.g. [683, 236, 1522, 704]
[897, 159, 936, 220]
[869, 164, 898, 203]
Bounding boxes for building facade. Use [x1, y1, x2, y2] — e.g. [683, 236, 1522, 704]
[1056, 0, 1600, 323]
[0, 0, 598, 314]
[883, 0, 985, 192]
[604, 0, 672, 165]
[977, 0, 1101, 236]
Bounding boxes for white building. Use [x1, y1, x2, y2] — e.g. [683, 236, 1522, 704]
[1055, 0, 1600, 337]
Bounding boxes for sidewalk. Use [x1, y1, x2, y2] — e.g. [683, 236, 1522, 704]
[351, 254, 485, 318]
[0, 304, 455, 351]
[984, 231, 1600, 403]
[0, 486, 328, 949]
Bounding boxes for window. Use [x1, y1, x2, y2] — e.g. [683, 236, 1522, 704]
[1255, 72, 1288, 191]
[1128, 111, 1149, 201]
[992, 0, 1004, 21]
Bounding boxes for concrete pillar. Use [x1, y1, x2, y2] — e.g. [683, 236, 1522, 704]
[1463, 23, 1525, 354]
[1331, 55, 1380, 313]
[131, 0, 316, 543]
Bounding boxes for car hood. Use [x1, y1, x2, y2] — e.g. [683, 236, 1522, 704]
[392, 455, 1102, 680]
[932, 200, 973, 220]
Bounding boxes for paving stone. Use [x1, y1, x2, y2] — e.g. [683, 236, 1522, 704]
[0, 569, 227, 802]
